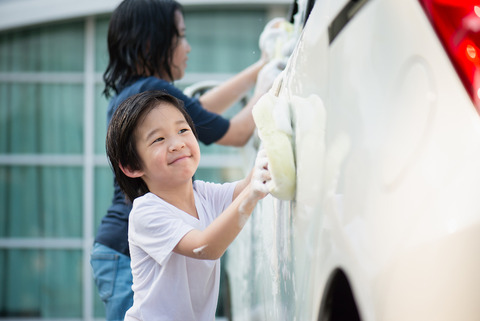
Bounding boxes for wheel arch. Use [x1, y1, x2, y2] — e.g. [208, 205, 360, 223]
[318, 268, 362, 321]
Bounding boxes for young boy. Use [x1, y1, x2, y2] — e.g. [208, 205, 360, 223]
[106, 90, 271, 320]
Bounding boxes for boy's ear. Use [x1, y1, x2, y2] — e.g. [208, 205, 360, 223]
[119, 163, 143, 178]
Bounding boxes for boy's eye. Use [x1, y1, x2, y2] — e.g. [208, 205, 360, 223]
[179, 128, 189, 134]
[153, 137, 164, 143]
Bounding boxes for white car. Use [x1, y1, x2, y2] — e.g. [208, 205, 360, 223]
[226, 0, 480, 320]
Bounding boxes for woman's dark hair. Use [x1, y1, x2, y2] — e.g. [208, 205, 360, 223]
[103, 0, 183, 98]
[106, 90, 198, 201]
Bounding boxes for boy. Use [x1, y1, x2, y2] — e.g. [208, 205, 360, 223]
[106, 90, 271, 320]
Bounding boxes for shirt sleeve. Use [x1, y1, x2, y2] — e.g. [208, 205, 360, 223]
[130, 196, 194, 266]
[194, 180, 238, 221]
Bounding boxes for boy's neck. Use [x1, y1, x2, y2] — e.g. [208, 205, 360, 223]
[152, 181, 198, 219]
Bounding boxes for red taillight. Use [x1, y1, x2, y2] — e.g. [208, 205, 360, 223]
[419, 0, 480, 112]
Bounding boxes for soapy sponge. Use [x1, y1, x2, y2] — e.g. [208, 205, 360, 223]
[252, 92, 296, 200]
[259, 18, 295, 62]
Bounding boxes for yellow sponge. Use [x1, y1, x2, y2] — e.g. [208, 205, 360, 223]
[252, 92, 296, 200]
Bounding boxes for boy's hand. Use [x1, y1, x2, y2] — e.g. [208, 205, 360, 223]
[251, 148, 271, 198]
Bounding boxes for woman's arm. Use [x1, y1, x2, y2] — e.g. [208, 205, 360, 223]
[198, 59, 266, 115]
[214, 59, 285, 147]
[213, 91, 260, 147]
[198, 16, 291, 114]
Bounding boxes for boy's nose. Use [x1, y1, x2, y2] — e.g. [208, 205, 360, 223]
[169, 138, 185, 152]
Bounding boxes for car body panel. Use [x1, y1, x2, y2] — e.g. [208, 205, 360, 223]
[227, 0, 480, 320]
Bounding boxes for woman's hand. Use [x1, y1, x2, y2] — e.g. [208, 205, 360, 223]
[254, 58, 285, 97]
[259, 17, 291, 62]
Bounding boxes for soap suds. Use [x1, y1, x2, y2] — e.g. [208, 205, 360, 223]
[238, 203, 250, 228]
[193, 244, 208, 255]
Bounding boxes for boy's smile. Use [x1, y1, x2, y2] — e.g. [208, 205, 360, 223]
[168, 154, 191, 165]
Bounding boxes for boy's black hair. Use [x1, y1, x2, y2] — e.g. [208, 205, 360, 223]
[106, 90, 198, 201]
[103, 0, 183, 98]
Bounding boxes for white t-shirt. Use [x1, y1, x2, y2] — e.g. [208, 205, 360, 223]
[124, 180, 237, 321]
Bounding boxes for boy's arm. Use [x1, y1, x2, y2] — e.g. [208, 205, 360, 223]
[232, 169, 253, 201]
[173, 150, 270, 260]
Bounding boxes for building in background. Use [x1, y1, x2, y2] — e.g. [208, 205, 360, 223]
[0, 1, 289, 319]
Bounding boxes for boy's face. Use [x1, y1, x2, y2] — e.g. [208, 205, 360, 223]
[129, 103, 200, 192]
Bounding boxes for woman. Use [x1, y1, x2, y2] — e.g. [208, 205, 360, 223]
[90, 0, 281, 320]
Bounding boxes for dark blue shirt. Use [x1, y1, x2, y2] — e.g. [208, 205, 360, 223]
[94, 77, 230, 256]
